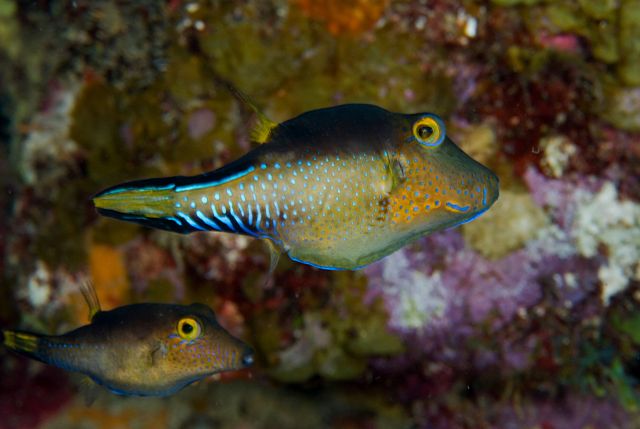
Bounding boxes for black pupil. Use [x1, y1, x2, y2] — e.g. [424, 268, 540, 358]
[182, 322, 194, 334]
[419, 125, 434, 139]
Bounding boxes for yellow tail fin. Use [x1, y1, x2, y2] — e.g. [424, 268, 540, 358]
[93, 182, 175, 218]
[3, 330, 39, 353]
[93, 177, 199, 234]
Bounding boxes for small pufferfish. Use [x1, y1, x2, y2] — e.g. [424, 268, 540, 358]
[94, 92, 499, 271]
[2, 282, 254, 397]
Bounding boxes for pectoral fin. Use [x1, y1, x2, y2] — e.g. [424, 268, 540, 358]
[389, 158, 407, 192]
[381, 152, 407, 195]
[150, 342, 167, 367]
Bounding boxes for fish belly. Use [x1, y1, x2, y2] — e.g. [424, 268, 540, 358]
[271, 157, 396, 269]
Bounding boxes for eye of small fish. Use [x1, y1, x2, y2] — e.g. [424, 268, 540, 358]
[177, 317, 202, 341]
[413, 115, 445, 147]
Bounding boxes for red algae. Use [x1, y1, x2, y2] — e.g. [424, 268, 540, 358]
[0, 360, 73, 429]
[464, 55, 599, 177]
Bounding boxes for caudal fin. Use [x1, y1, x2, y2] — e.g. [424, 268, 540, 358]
[93, 177, 195, 234]
[3, 330, 40, 357]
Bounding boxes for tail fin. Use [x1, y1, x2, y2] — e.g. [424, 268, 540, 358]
[93, 177, 194, 234]
[3, 330, 40, 356]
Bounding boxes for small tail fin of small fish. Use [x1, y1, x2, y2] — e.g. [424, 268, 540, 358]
[93, 177, 194, 234]
[3, 330, 40, 356]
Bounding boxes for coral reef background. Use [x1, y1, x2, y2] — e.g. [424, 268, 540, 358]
[1, 0, 639, 428]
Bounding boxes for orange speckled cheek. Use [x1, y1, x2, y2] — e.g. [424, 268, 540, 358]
[388, 147, 493, 227]
[389, 156, 442, 225]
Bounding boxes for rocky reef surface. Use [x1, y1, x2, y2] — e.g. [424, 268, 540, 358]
[1, 1, 639, 428]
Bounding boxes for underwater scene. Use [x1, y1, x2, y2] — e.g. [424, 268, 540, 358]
[1, 0, 639, 428]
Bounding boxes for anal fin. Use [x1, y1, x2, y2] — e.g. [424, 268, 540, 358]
[262, 239, 282, 288]
[77, 376, 101, 406]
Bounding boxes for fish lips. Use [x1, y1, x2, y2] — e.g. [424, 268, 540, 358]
[241, 345, 255, 368]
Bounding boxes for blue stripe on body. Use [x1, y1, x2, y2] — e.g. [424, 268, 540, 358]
[175, 166, 256, 192]
[452, 207, 488, 227]
[176, 212, 207, 231]
[445, 202, 470, 212]
[288, 255, 364, 271]
[99, 183, 174, 196]
[228, 202, 255, 236]
[166, 217, 183, 226]
[212, 205, 236, 232]
[196, 210, 221, 230]
[255, 203, 262, 230]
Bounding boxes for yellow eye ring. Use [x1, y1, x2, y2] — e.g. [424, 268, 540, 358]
[177, 317, 202, 341]
[413, 115, 445, 147]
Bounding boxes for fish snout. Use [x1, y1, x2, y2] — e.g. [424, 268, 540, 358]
[483, 170, 500, 209]
[241, 346, 255, 368]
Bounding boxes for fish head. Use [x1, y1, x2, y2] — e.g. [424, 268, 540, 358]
[389, 112, 499, 232]
[153, 303, 254, 388]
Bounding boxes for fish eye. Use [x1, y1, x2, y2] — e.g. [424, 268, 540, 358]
[418, 125, 433, 139]
[413, 115, 445, 147]
[177, 317, 202, 341]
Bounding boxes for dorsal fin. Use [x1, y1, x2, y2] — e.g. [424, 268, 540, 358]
[211, 74, 278, 144]
[80, 281, 102, 321]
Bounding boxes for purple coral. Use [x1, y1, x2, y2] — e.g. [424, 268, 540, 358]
[365, 167, 612, 374]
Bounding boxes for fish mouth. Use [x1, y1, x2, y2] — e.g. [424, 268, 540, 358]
[241, 346, 255, 368]
[483, 170, 500, 209]
[439, 168, 499, 228]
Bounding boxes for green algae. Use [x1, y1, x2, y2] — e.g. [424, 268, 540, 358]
[348, 317, 404, 356]
[70, 82, 131, 185]
[618, 0, 640, 86]
[196, 1, 455, 121]
[545, 2, 621, 64]
[491, 0, 541, 6]
[544, 3, 586, 34]
[138, 278, 179, 303]
[32, 183, 91, 269]
[317, 347, 367, 380]
[0, 0, 17, 58]
[198, 3, 322, 109]
[496, 0, 640, 85]
[578, 0, 618, 20]
[463, 188, 549, 259]
[262, 271, 403, 383]
[611, 311, 640, 345]
[600, 82, 640, 132]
